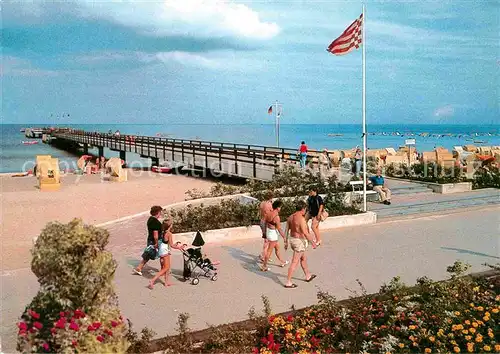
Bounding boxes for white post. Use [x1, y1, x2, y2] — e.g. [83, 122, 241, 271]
[362, 4, 367, 212]
[275, 100, 279, 147]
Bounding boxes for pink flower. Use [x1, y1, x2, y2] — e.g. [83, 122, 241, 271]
[96, 335, 104, 343]
[69, 322, 79, 331]
[87, 325, 95, 332]
[42, 343, 49, 351]
[111, 320, 118, 328]
[50, 328, 56, 335]
[28, 309, 41, 320]
[104, 329, 113, 337]
[252, 348, 259, 354]
[18, 329, 27, 336]
[33, 322, 43, 330]
[72, 340, 78, 347]
[92, 322, 102, 329]
[18, 322, 28, 331]
[59, 312, 66, 318]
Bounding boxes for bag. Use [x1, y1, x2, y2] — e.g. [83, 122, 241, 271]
[141, 245, 157, 261]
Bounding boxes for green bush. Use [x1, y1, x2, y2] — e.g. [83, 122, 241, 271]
[17, 219, 129, 353]
[472, 166, 500, 189]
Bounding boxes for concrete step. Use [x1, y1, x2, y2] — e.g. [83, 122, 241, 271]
[373, 194, 500, 218]
[391, 185, 433, 195]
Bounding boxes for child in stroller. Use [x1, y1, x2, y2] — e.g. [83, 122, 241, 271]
[182, 231, 219, 285]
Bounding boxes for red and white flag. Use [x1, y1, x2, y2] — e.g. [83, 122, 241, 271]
[327, 14, 363, 56]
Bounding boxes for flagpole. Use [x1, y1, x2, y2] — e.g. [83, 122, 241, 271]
[276, 100, 279, 147]
[362, 4, 367, 212]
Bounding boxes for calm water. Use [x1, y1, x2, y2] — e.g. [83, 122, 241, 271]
[1, 124, 499, 173]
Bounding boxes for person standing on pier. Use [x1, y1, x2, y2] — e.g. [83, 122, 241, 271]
[298, 141, 308, 168]
[354, 146, 362, 177]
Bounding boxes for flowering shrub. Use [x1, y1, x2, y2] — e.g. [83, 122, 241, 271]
[17, 309, 127, 353]
[17, 219, 129, 353]
[254, 262, 499, 354]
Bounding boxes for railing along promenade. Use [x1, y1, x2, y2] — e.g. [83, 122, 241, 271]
[50, 129, 299, 180]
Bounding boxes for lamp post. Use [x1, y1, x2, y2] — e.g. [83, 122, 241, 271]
[274, 100, 283, 147]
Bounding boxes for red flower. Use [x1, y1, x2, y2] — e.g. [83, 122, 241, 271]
[55, 318, 66, 329]
[59, 312, 66, 318]
[69, 322, 79, 331]
[33, 322, 43, 330]
[271, 342, 281, 352]
[18, 329, 27, 336]
[416, 311, 422, 316]
[92, 322, 102, 329]
[287, 314, 294, 322]
[50, 328, 56, 335]
[104, 329, 113, 337]
[28, 309, 40, 320]
[310, 336, 319, 348]
[87, 325, 95, 331]
[268, 315, 275, 323]
[74, 309, 85, 319]
[252, 347, 259, 354]
[96, 335, 104, 343]
[42, 343, 49, 351]
[72, 340, 78, 347]
[111, 320, 119, 328]
[18, 322, 28, 331]
[268, 333, 274, 343]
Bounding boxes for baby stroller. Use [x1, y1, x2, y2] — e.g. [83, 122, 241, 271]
[182, 231, 218, 285]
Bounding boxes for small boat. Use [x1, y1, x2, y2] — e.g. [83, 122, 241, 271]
[327, 133, 343, 137]
[20, 128, 26, 133]
[474, 140, 485, 143]
[152, 165, 172, 173]
[22, 141, 38, 145]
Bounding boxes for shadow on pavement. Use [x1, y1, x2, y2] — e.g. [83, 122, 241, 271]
[222, 246, 285, 286]
[441, 247, 500, 259]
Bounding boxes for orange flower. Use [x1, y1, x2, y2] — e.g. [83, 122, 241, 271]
[454, 346, 460, 353]
[425, 348, 431, 353]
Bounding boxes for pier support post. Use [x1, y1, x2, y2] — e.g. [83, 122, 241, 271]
[151, 157, 159, 167]
[98, 146, 104, 158]
[83, 144, 89, 155]
[119, 151, 126, 164]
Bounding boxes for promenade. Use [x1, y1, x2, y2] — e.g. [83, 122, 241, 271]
[1, 194, 498, 352]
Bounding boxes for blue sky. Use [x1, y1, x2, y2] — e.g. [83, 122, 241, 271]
[1, 0, 498, 125]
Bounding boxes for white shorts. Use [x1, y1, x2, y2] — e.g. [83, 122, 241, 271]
[158, 241, 171, 257]
[266, 228, 279, 242]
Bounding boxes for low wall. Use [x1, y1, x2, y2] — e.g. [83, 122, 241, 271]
[426, 182, 472, 194]
[173, 211, 377, 245]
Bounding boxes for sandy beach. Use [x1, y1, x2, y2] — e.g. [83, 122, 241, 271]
[0, 171, 215, 271]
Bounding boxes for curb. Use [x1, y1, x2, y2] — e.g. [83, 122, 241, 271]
[172, 211, 377, 245]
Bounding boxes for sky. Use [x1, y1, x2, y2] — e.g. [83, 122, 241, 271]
[1, 0, 498, 125]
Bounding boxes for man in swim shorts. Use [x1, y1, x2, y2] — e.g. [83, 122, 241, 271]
[284, 200, 317, 288]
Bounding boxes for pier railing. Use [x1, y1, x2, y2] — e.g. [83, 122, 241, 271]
[51, 130, 299, 180]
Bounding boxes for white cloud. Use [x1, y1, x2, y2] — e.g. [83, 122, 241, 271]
[8, 0, 280, 40]
[433, 104, 455, 117]
[0, 56, 59, 77]
[138, 51, 219, 68]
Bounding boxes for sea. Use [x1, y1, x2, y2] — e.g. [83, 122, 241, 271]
[1, 124, 499, 173]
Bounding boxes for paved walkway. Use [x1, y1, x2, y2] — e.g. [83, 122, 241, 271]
[1, 205, 499, 352]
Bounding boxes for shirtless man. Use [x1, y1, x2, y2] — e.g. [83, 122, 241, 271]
[258, 192, 274, 263]
[284, 200, 317, 288]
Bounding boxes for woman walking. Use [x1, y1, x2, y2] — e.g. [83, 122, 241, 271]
[261, 200, 288, 271]
[298, 141, 308, 169]
[148, 219, 185, 289]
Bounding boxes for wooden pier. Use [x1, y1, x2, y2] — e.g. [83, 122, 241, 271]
[48, 130, 300, 180]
